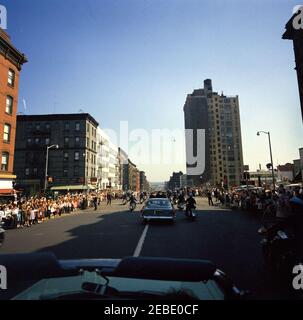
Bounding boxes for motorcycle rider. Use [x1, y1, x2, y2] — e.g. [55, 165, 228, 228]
[128, 193, 137, 211]
[185, 193, 196, 217]
[139, 192, 145, 203]
[177, 192, 185, 209]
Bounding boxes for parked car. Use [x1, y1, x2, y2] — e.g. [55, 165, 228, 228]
[141, 198, 175, 223]
[0, 253, 245, 300]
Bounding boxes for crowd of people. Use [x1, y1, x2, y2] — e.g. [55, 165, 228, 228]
[0, 191, 120, 229]
[205, 185, 303, 219]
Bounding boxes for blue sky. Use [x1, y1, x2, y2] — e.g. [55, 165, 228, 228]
[2, 0, 303, 182]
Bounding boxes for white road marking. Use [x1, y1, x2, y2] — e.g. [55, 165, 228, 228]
[133, 224, 149, 257]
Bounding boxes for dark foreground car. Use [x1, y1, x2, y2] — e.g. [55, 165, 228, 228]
[0, 253, 245, 300]
[141, 198, 175, 223]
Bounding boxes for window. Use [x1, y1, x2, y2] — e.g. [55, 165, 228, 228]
[75, 122, 80, 131]
[45, 138, 50, 145]
[1, 152, 9, 171]
[25, 168, 30, 176]
[63, 169, 68, 177]
[64, 152, 69, 161]
[6, 96, 13, 114]
[45, 123, 50, 130]
[27, 138, 32, 145]
[35, 123, 40, 130]
[74, 151, 79, 161]
[3, 124, 11, 142]
[33, 168, 38, 175]
[64, 137, 69, 146]
[64, 122, 70, 130]
[35, 138, 40, 145]
[87, 137, 89, 147]
[75, 137, 80, 145]
[8, 69, 15, 87]
[74, 166, 79, 176]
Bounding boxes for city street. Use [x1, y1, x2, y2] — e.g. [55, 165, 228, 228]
[0, 197, 293, 299]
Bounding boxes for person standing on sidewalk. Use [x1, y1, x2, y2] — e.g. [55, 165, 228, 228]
[93, 195, 98, 210]
[107, 192, 112, 206]
[207, 190, 213, 206]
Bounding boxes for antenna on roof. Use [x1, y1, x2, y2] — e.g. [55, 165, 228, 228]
[78, 109, 85, 113]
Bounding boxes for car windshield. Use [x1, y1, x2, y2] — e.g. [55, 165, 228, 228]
[12, 272, 224, 300]
[146, 200, 171, 208]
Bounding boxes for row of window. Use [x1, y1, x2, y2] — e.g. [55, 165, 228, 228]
[27, 136, 82, 147]
[25, 166, 81, 177]
[27, 122, 81, 131]
[87, 124, 97, 138]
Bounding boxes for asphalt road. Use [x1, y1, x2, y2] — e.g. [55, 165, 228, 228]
[0, 198, 295, 299]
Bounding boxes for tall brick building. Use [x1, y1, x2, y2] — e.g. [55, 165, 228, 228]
[0, 28, 27, 196]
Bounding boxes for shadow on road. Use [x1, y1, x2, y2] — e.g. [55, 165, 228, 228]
[35, 210, 143, 259]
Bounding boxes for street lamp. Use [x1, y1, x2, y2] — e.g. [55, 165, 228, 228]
[257, 131, 275, 191]
[83, 152, 87, 187]
[44, 144, 59, 191]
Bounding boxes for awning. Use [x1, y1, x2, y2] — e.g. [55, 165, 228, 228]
[0, 189, 14, 195]
[0, 174, 17, 180]
[50, 185, 96, 191]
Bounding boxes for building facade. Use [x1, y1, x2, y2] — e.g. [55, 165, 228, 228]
[14, 113, 98, 195]
[97, 128, 110, 190]
[0, 29, 27, 195]
[108, 140, 120, 189]
[167, 171, 183, 190]
[118, 147, 128, 190]
[139, 171, 150, 192]
[283, 12, 303, 122]
[184, 79, 244, 188]
[123, 159, 139, 192]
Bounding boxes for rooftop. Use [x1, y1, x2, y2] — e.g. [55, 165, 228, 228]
[17, 113, 99, 127]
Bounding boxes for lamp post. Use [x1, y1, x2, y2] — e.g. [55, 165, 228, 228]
[44, 144, 59, 191]
[83, 152, 87, 188]
[257, 131, 275, 191]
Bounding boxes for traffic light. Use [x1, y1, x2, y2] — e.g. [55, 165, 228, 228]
[266, 163, 272, 169]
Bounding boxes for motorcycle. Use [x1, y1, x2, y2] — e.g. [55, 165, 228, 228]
[177, 202, 185, 211]
[185, 204, 196, 221]
[258, 221, 297, 278]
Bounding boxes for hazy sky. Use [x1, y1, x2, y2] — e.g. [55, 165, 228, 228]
[3, 0, 303, 182]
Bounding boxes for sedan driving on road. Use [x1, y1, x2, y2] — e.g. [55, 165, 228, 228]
[141, 198, 175, 223]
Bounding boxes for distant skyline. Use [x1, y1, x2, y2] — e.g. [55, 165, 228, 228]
[2, 0, 303, 182]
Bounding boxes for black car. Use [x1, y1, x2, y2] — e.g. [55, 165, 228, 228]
[0, 253, 245, 300]
[141, 198, 176, 223]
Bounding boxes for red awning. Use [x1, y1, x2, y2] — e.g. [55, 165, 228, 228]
[0, 189, 14, 195]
